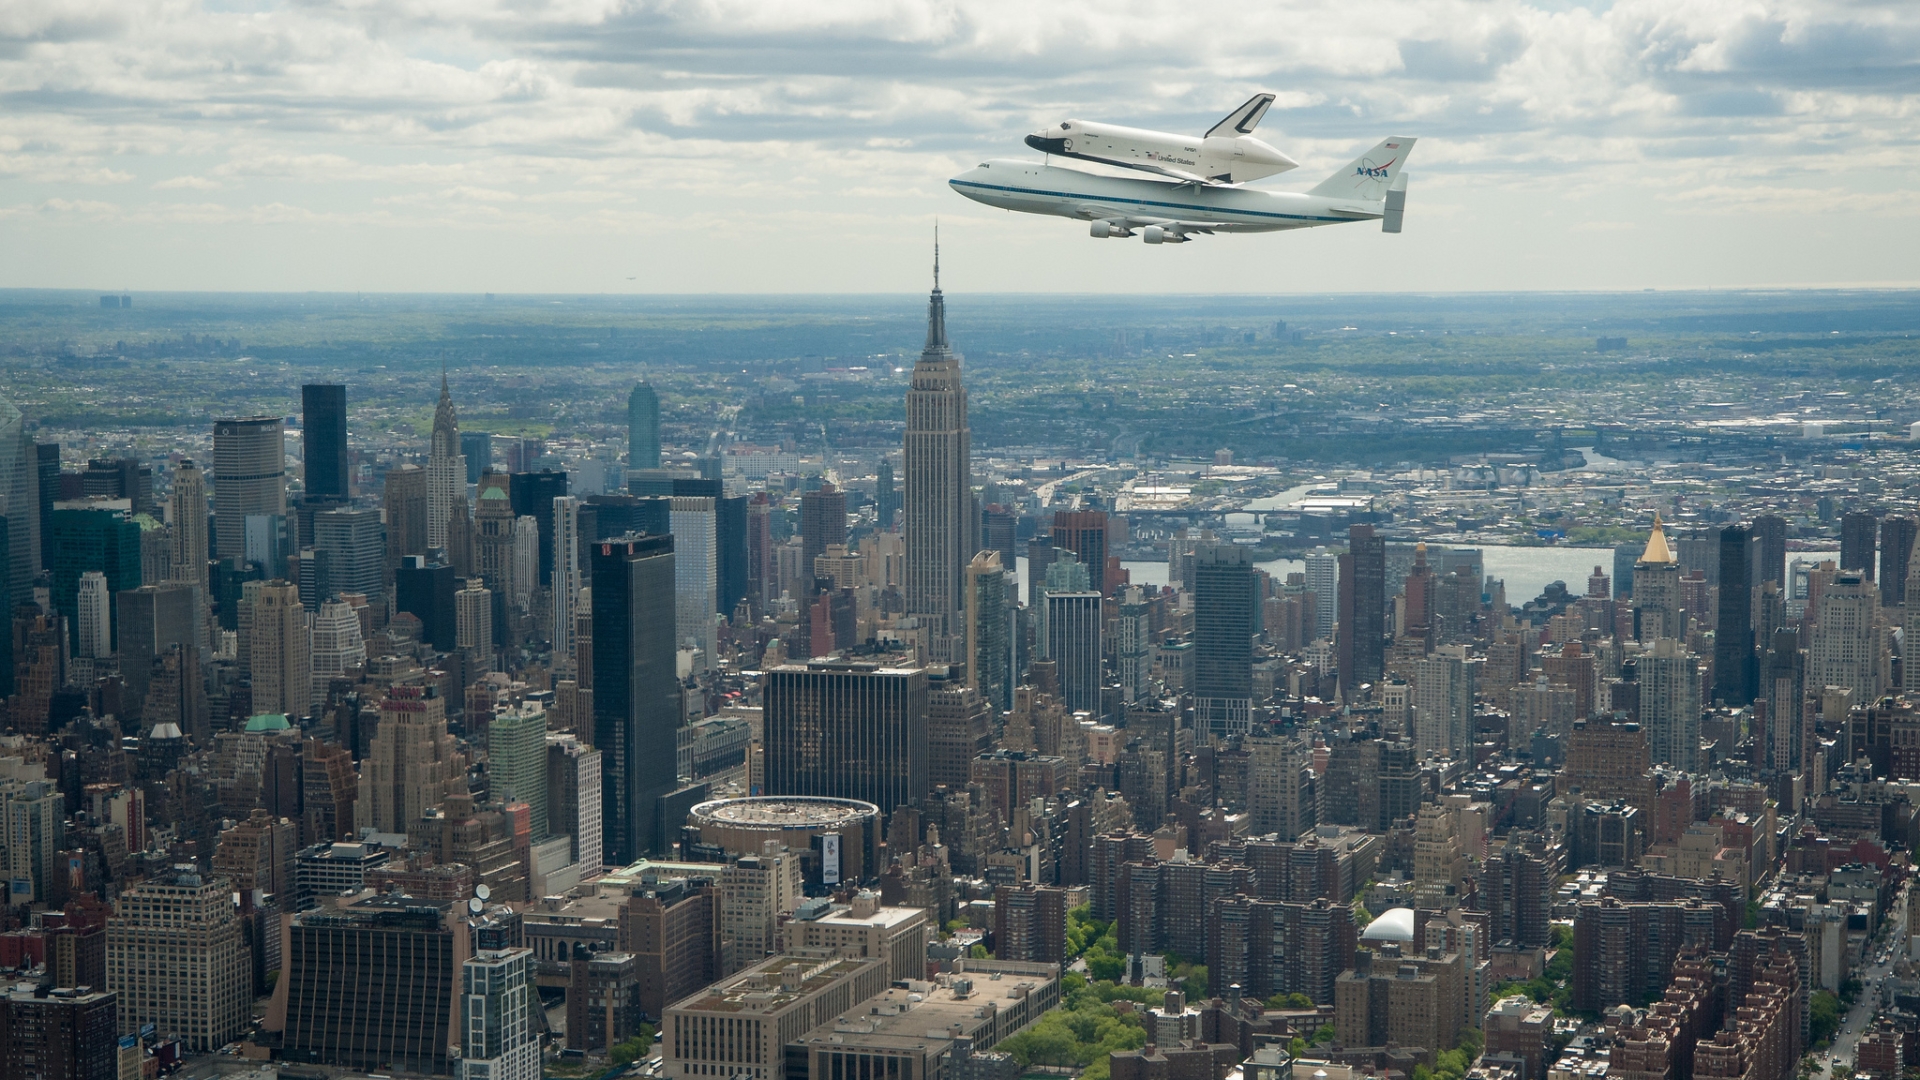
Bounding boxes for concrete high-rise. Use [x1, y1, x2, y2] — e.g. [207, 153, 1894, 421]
[1840, 510, 1878, 579]
[0, 397, 43, 602]
[763, 659, 929, 816]
[1811, 573, 1879, 704]
[169, 459, 210, 592]
[1641, 636, 1702, 772]
[213, 416, 286, 560]
[5, 781, 64, 906]
[547, 733, 603, 872]
[1196, 542, 1256, 735]
[460, 949, 539, 1080]
[1633, 515, 1683, 641]
[1713, 523, 1756, 705]
[427, 373, 468, 552]
[1338, 525, 1385, 698]
[384, 464, 430, 565]
[308, 506, 385, 607]
[358, 684, 463, 835]
[1304, 548, 1338, 641]
[0, 983, 118, 1080]
[301, 384, 349, 502]
[118, 581, 201, 723]
[628, 382, 661, 469]
[1762, 629, 1807, 778]
[592, 533, 682, 863]
[1414, 649, 1473, 759]
[1114, 586, 1152, 704]
[309, 598, 366, 705]
[251, 580, 312, 718]
[963, 551, 1012, 713]
[107, 869, 252, 1052]
[903, 246, 970, 657]
[75, 571, 111, 661]
[474, 470, 516, 592]
[457, 578, 494, 669]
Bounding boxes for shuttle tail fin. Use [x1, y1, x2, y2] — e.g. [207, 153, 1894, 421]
[1308, 137, 1416, 200]
[1205, 93, 1275, 137]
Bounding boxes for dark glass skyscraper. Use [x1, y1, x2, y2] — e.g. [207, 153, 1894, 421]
[1338, 524, 1385, 698]
[1751, 514, 1787, 588]
[1712, 524, 1755, 705]
[50, 502, 142, 652]
[1195, 542, 1255, 735]
[762, 659, 928, 816]
[875, 459, 899, 529]
[628, 382, 661, 469]
[35, 442, 59, 572]
[1840, 510, 1878, 579]
[301, 383, 349, 502]
[799, 482, 847, 570]
[1052, 510, 1109, 595]
[395, 555, 457, 650]
[1880, 516, 1915, 609]
[591, 532, 680, 863]
[509, 469, 569, 587]
[460, 430, 492, 486]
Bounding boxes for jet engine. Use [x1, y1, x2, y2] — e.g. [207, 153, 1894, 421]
[1142, 226, 1188, 244]
[1090, 221, 1132, 238]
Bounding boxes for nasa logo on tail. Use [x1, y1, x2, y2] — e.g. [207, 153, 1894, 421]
[1352, 143, 1401, 185]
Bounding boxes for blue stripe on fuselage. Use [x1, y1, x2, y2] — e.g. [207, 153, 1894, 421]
[949, 177, 1347, 224]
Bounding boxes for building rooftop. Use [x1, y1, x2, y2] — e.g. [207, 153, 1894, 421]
[792, 970, 1050, 1054]
[1360, 907, 1417, 943]
[676, 956, 882, 1015]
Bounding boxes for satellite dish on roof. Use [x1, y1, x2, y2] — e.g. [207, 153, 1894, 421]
[475, 884, 491, 901]
[468, 897, 485, 915]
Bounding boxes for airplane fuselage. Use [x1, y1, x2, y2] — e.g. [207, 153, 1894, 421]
[949, 159, 1383, 235]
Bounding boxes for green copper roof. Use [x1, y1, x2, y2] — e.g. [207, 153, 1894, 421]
[244, 713, 291, 732]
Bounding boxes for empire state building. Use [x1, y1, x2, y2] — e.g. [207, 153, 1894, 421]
[904, 242, 971, 657]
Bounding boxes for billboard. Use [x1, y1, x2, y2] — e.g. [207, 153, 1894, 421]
[821, 833, 841, 886]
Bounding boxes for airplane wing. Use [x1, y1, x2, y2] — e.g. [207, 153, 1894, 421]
[1206, 93, 1276, 137]
[1061, 155, 1237, 186]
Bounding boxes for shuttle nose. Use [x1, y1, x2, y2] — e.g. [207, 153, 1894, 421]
[1242, 137, 1299, 172]
[1025, 134, 1068, 155]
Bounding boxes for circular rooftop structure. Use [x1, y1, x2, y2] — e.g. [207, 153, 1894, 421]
[1360, 907, 1417, 943]
[691, 796, 879, 831]
[689, 796, 880, 884]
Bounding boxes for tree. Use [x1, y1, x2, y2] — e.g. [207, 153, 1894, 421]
[1810, 990, 1842, 1047]
[1290, 1038, 1309, 1059]
[610, 1025, 656, 1065]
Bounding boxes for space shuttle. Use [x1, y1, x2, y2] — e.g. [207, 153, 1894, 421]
[1024, 93, 1299, 185]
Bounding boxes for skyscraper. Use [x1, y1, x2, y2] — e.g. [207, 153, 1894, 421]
[547, 733, 602, 872]
[670, 496, 718, 670]
[591, 533, 681, 863]
[309, 598, 366, 706]
[1713, 523, 1756, 705]
[716, 493, 748, 617]
[798, 482, 847, 569]
[457, 578, 494, 669]
[251, 580, 313, 719]
[490, 698, 549, 841]
[1196, 542, 1256, 734]
[34, 442, 58, 573]
[1811, 573, 1879, 703]
[0, 398, 43, 601]
[309, 506, 385, 607]
[903, 243, 970, 657]
[964, 551, 1012, 713]
[169, 459, 210, 592]
[763, 659, 928, 815]
[1762, 628, 1807, 779]
[1840, 510, 1878, 579]
[1880, 516, 1915, 609]
[1751, 514, 1787, 588]
[460, 949, 539, 1080]
[75, 571, 111, 661]
[50, 501, 141, 653]
[428, 374, 468, 551]
[474, 470, 516, 593]
[301, 384, 349, 502]
[1414, 650, 1473, 759]
[396, 555, 458, 651]
[552, 496, 583, 662]
[628, 382, 661, 469]
[107, 869, 252, 1052]
[1115, 586, 1152, 703]
[1052, 510, 1109, 595]
[875, 458, 899, 529]
[1304, 548, 1338, 641]
[212, 416, 286, 560]
[359, 684, 463, 833]
[1337, 525, 1385, 699]
[1641, 636, 1702, 772]
[1047, 588, 1103, 715]
[118, 582, 201, 727]
[1633, 516, 1682, 641]
[509, 469, 568, 588]
[384, 464, 429, 565]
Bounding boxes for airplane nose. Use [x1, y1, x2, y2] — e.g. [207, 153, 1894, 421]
[1242, 138, 1299, 170]
[1025, 134, 1068, 155]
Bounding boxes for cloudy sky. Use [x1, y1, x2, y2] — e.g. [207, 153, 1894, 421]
[3, 0, 1919, 294]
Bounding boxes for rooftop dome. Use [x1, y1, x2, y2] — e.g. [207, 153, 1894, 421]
[1360, 907, 1417, 943]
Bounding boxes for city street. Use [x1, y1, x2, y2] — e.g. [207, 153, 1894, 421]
[1821, 878, 1909, 1075]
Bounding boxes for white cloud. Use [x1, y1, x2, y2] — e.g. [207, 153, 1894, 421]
[0, 0, 1917, 290]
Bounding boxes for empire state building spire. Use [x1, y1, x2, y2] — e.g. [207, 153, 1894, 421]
[904, 229, 971, 658]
